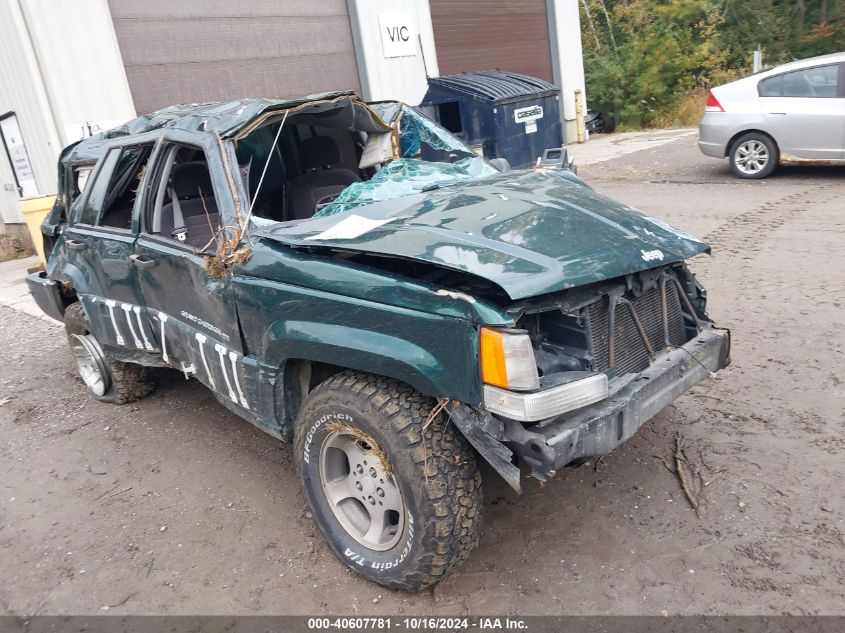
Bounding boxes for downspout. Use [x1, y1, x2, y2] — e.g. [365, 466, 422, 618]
[545, 0, 567, 144]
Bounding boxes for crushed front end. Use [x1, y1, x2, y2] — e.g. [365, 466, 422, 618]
[451, 263, 730, 493]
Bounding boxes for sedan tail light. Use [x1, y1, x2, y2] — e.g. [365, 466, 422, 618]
[705, 91, 725, 112]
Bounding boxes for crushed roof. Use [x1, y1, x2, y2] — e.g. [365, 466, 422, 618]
[63, 91, 357, 163]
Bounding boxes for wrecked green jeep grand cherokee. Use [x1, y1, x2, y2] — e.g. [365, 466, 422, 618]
[28, 92, 730, 591]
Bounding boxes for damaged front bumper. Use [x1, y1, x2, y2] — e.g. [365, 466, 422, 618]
[449, 326, 730, 493]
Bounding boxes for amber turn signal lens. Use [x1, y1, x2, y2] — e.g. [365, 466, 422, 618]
[480, 327, 509, 389]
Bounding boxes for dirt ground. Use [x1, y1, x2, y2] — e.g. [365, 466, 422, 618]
[1, 136, 843, 616]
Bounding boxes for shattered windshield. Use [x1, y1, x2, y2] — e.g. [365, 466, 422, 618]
[313, 105, 498, 217]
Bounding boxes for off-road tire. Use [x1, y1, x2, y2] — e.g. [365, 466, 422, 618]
[729, 132, 779, 179]
[294, 371, 483, 591]
[64, 302, 153, 404]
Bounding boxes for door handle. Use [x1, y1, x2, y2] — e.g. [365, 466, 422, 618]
[769, 112, 787, 115]
[129, 254, 157, 269]
[66, 239, 87, 251]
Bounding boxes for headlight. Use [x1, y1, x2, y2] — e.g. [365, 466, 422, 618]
[479, 327, 540, 391]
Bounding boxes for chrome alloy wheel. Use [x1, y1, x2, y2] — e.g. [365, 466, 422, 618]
[735, 140, 770, 175]
[69, 333, 110, 397]
[319, 429, 404, 551]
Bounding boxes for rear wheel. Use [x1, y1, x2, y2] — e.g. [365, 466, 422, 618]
[294, 371, 483, 591]
[729, 132, 779, 179]
[64, 302, 153, 404]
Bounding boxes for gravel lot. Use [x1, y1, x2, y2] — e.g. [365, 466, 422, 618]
[1, 136, 843, 616]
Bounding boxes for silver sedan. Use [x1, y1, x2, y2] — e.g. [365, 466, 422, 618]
[699, 51, 845, 178]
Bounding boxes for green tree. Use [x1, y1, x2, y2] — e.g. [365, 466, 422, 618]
[581, 0, 845, 129]
[583, 0, 728, 128]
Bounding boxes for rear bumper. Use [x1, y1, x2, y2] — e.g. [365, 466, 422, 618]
[506, 326, 730, 480]
[25, 271, 65, 322]
[698, 139, 726, 158]
[451, 326, 730, 491]
[698, 114, 733, 158]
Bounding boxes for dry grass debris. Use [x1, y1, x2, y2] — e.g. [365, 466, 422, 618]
[325, 419, 393, 478]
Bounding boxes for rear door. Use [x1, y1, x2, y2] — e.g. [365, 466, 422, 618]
[760, 63, 845, 160]
[63, 142, 158, 351]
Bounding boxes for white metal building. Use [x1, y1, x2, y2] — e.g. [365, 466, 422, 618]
[0, 0, 135, 227]
[1, 0, 585, 229]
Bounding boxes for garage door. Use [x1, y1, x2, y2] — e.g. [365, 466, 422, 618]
[429, 0, 553, 82]
[108, 0, 361, 115]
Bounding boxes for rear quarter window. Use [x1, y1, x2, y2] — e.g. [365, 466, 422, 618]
[759, 64, 840, 98]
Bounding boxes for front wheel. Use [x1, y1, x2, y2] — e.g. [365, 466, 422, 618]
[729, 132, 779, 179]
[294, 371, 483, 591]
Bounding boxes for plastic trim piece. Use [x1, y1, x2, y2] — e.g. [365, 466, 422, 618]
[483, 374, 608, 422]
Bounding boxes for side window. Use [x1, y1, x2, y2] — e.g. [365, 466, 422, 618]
[146, 144, 221, 251]
[67, 164, 94, 220]
[99, 145, 153, 229]
[759, 74, 783, 97]
[760, 64, 839, 98]
[73, 166, 93, 199]
[77, 144, 153, 229]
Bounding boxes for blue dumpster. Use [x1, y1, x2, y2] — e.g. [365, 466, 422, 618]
[420, 71, 562, 168]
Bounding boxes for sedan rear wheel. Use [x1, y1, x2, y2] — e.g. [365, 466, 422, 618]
[729, 132, 778, 179]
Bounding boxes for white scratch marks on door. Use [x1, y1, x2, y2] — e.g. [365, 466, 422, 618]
[157, 312, 169, 362]
[105, 300, 125, 346]
[133, 306, 154, 351]
[215, 343, 238, 403]
[195, 333, 216, 389]
[121, 303, 143, 349]
[228, 351, 250, 409]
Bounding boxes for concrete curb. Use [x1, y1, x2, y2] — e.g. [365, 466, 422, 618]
[568, 128, 698, 168]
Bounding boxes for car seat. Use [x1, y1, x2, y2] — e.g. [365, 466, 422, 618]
[159, 162, 220, 249]
[287, 136, 360, 220]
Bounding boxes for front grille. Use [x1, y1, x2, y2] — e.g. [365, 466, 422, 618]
[586, 281, 687, 376]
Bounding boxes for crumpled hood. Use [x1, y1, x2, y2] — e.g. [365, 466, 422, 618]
[259, 169, 709, 301]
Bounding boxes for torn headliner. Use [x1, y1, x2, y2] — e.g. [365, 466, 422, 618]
[60, 91, 371, 164]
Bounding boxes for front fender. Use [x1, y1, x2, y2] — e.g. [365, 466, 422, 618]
[235, 277, 483, 404]
[265, 321, 449, 398]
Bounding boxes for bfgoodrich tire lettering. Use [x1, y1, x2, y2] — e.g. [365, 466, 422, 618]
[64, 302, 153, 405]
[294, 371, 483, 591]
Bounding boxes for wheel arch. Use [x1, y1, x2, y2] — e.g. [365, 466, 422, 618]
[274, 355, 452, 441]
[262, 319, 482, 437]
[725, 128, 779, 157]
[52, 262, 89, 299]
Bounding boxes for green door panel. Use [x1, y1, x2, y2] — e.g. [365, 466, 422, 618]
[77, 293, 157, 354]
[61, 225, 141, 304]
[134, 236, 244, 356]
[60, 224, 146, 349]
[234, 276, 482, 404]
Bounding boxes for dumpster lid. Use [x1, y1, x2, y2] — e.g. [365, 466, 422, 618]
[425, 71, 558, 103]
